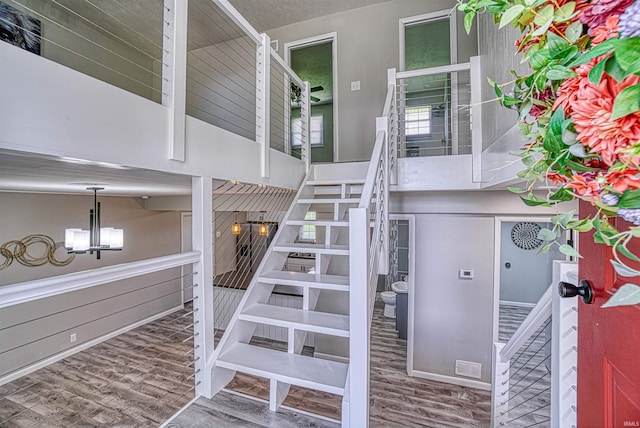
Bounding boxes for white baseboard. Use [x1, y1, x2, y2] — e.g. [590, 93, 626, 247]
[499, 300, 536, 309]
[411, 369, 491, 391]
[313, 351, 349, 364]
[0, 305, 183, 387]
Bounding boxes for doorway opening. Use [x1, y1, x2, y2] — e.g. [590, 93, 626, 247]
[285, 33, 337, 163]
[495, 219, 569, 342]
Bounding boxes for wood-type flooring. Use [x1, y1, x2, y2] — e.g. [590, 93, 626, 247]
[1, 302, 494, 427]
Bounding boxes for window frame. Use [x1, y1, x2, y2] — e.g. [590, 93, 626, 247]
[291, 115, 324, 148]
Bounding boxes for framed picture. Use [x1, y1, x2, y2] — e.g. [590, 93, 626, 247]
[0, 1, 41, 55]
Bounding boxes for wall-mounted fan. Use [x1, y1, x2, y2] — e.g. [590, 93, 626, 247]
[290, 83, 324, 104]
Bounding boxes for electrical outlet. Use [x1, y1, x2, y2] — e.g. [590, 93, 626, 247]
[351, 81, 361, 91]
[70, 333, 77, 343]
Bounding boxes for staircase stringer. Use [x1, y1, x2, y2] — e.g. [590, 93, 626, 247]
[206, 167, 316, 392]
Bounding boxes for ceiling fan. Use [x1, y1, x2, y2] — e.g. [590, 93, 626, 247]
[290, 83, 324, 104]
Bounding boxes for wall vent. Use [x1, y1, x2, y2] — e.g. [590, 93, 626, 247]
[455, 360, 482, 379]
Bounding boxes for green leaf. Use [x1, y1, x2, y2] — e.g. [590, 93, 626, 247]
[613, 38, 640, 72]
[543, 131, 564, 152]
[547, 32, 569, 58]
[508, 186, 528, 194]
[532, 16, 554, 37]
[566, 158, 598, 172]
[609, 261, 640, 278]
[605, 56, 626, 82]
[617, 189, 640, 209]
[546, 65, 577, 80]
[566, 38, 617, 68]
[464, 12, 475, 34]
[568, 143, 586, 157]
[565, 20, 583, 43]
[567, 218, 594, 232]
[611, 84, 640, 121]
[537, 242, 553, 254]
[552, 210, 576, 228]
[499, 4, 526, 28]
[534, 4, 554, 25]
[529, 50, 550, 70]
[538, 228, 558, 241]
[550, 188, 575, 202]
[555, 1, 576, 21]
[588, 56, 609, 85]
[602, 283, 640, 308]
[616, 243, 640, 263]
[549, 106, 565, 135]
[559, 244, 581, 258]
[520, 195, 551, 207]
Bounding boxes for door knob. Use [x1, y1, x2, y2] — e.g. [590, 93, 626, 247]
[558, 279, 594, 304]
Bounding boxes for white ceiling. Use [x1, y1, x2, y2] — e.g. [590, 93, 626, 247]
[228, 0, 392, 32]
[0, 150, 193, 197]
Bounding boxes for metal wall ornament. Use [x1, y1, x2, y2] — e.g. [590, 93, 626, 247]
[0, 234, 75, 270]
[511, 222, 543, 250]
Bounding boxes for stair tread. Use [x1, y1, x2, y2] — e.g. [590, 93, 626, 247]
[240, 303, 349, 337]
[297, 198, 360, 204]
[274, 242, 349, 255]
[217, 343, 348, 395]
[258, 270, 349, 291]
[286, 220, 349, 227]
[307, 179, 365, 186]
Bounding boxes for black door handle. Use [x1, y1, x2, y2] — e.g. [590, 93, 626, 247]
[558, 279, 594, 304]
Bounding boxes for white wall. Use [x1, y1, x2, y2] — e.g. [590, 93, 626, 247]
[267, 0, 478, 162]
[0, 41, 305, 190]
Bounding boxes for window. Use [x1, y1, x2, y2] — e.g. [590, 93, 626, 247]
[404, 106, 431, 135]
[299, 211, 316, 242]
[291, 116, 323, 147]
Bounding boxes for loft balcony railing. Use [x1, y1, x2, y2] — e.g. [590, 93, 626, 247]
[1, 0, 311, 177]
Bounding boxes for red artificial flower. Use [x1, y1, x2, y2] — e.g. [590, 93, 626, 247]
[580, 0, 634, 35]
[592, 16, 620, 44]
[529, 88, 556, 119]
[566, 175, 601, 202]
[545, 172, 568, 185]
[606, 169, 640, 193]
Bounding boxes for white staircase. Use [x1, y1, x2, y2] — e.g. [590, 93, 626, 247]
[207, 163, 368, 421]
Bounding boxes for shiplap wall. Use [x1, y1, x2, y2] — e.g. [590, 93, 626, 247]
[186, 37, 257, 141]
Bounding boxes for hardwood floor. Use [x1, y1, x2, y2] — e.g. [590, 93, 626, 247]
[1, 302, 493, 427]
[0, 309, 196, 427]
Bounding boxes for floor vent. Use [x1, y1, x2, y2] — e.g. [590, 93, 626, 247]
[455, 360, 482, 379]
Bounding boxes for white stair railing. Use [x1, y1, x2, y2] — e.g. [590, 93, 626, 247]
[492, 261, 578, 427]
[346, 82, 395, 427]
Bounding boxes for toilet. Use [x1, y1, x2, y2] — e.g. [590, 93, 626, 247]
[381, 291, 397, 318]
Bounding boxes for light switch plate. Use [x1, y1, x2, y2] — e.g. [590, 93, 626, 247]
[351, 81, 361, 91]
[459, 269, 474, 279]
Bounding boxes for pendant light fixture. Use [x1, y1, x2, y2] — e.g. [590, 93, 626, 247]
[231, 211, 241, 235]
[64, 187, 123, 259]
[258, 212, 268, 236]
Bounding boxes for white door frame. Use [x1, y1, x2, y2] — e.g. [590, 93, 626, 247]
[493, 216, 573, 344]
[284, 32, 339, 162]
[390, 214, 416, 376]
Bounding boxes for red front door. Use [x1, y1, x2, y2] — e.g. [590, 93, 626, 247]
[578, 200, 640, 426]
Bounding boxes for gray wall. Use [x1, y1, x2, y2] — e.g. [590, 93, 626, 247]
[0, 192, 183, 379]
[477, 13, 530, 150]
[499, 221, 565, 305]
[0, 193, 181, 286]
[392, 190, 575, 385]
[267, 0, 478, 162]
[414, 214, 494, 383]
